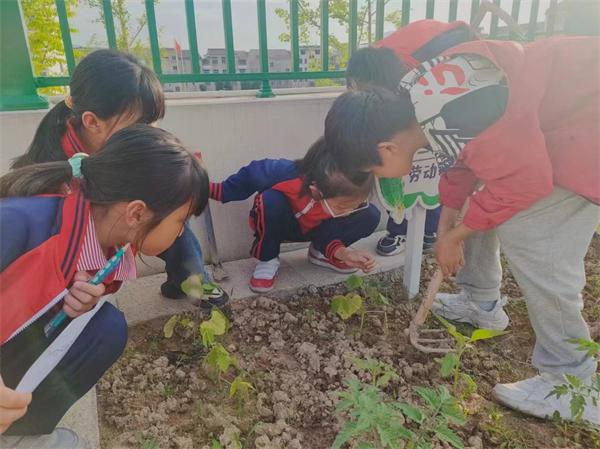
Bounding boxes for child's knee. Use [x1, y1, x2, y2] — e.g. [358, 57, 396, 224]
[363, 204, 381, 232]
[261, 189, 289, 218]
[92, 303, 128, 363]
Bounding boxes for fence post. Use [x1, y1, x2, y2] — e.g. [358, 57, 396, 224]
[0, 0, 49, 111]
[256, 0, 274, 98]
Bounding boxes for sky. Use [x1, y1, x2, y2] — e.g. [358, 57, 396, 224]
[66, 0, 553, 54]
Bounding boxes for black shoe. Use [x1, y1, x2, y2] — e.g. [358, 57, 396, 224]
[160, 280, 230, 308]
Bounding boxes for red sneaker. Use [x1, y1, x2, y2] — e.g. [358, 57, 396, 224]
[249, 258, 280, 293]
[308, 245, 358, 274]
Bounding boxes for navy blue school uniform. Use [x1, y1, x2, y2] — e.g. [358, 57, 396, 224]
[209, 159, 380, 261]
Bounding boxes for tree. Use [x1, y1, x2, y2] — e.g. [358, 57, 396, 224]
[275, 0, 402, 71]
[85, 0, 159, 66]
[21, 0, 80, 94]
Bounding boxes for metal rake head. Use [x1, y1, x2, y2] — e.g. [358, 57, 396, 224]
[407, 269, 454, 354]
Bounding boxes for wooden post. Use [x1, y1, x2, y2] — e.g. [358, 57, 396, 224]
[403, 204, 427, 298]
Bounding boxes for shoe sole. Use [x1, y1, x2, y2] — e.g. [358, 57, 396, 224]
[249, 283, 274, 293]
[308, 255, 358, 274]
[375, 246, 405, 257]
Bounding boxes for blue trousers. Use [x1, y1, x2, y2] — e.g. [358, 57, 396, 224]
[386, 206, 441, 237]
[250, 189, 380, 261]
[0, 303, 127, 435]
[158, 223, 210, 284]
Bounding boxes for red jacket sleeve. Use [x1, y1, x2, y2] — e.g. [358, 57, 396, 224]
[459, 116, 554, 231]
[438, 161, 478, 210]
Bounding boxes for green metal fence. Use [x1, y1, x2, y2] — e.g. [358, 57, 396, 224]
[1, 0, 556, 111]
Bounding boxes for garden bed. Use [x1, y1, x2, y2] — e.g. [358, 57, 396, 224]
[98, 235, 600, 449]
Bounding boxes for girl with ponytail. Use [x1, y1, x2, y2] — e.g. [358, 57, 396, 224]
[0, 125, 209, 444]
[12, 48, 229, 308]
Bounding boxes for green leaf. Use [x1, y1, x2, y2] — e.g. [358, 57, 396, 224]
[567, 338, 600, 358]
[199, 309, 229, 348]
[435, 315, 467, 346]
[346, 274, 364, 290]
[206, 344, 235, 373]
[459, 373, 478, 398]
[163, 315, 178, 339]
[211, 439, 223, 449]
[435, 425, 465, 449]
[229, 376, 255, 399]
[331, 294, 363, 320]
[396, 402, 424, 423]
[357, 442, 375, 449]
[469, 328, 509, 342]
[414, 386, 441, 409]
[180, 274, 206, 299]
[437, 353, 459, 378]
[565, 374, 583, 388]
[570, 394, 586, 420]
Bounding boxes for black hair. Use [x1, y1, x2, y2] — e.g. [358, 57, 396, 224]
[295, 136, 373, 199]
[1, 125, 208, 242]
[12, 49, 165, 169]
[346, 47, 410, 91]
[324, 87, 416, 174]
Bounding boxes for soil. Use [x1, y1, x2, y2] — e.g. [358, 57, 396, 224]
[98, 235, 600, 449]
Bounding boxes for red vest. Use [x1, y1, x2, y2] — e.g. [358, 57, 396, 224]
[0, 191, 89, 344]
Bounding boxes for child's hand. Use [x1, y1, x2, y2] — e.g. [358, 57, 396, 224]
[63, 271, 106, 318]
[335, 247, 377, 273]
[0, 376, 31, 434]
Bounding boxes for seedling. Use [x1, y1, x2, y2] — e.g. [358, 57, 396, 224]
[200, 308, 230, 348]
[205, 343, 238, 384]
[435, 316, 508, 399]
[162, 314, 196, 340]
[229, 374, 256, 414]
[181, 273, 222, 304]
[330, 275, 392, 334]
[352, 357, 399, 388]
[547, 338, 600, 424]
[332, 378, 466, 449]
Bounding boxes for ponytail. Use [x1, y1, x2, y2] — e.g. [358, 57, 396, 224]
[13, 49, 165, 170]
[11, 101, 72, 169]
[0, 160, 73, 197]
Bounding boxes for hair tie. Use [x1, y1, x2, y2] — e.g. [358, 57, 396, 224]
[68, 153, 88, 179]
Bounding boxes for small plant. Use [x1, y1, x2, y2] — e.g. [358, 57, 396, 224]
[137, 434, 160, 449]
[181, 273, 222, 304]
[436, 316, 508, 398]
[547, 338, 600, 423]
[332, 378, 466, 449]
[352, 357, 399, 388]
[229, 374, 256, 414]
[162, 314, 196, 339]
[330, 275, 392, 334]
[200, 308, 230, 348]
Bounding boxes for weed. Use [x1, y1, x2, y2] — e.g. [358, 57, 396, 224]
[436, 316, 508, 399]
[482, 407, 531, 449]
[547, 339, 600, 425]
[332, 378, 466, 449]
[161, 382, 176, 398]
[330, 275, 392, 334]
[352, 357, 399, 388]
[137, 434, 160, 449]
[228, 374, 256, 415]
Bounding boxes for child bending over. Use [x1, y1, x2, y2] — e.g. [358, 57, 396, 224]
[209, 137, 380, 292]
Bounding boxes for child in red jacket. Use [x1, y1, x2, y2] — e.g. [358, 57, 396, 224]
[209, 137, 380, 293]
[324, 36, 599, 424]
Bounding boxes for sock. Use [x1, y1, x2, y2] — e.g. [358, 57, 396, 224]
[478, 300, 497, 312]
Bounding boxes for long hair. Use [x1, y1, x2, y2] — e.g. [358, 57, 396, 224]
[1, 125, 208, 242]
[12, 49, 165, 169]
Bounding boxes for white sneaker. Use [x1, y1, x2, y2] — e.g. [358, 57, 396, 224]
[493, 373, 600, 426]
[0, 428, 87, 449]
[250, 258, 280, 293]
[432, 290, 509, 330]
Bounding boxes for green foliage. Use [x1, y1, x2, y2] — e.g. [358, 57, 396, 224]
[85, 0, 159, 66]
[435, 315, 508, 398]
[206, 343, 237, 376]
[162, 314, 196, 339]
[138, 434, 160, 449]
[229, 376, 255, 400]
[21, 0, 80, 94]
[332, 378, 466, 449]
[275, 0, 403, 75]
[346, 274, 364, 290]
[181, 274, 222, 303]
[548, 339, 600, 423]
[199, 308, 229, 348]
[331, 294, 364, 321]
[352, 357, 399, 388]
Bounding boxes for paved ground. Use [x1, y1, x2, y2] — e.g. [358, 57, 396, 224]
[59, 231, 405, 448]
